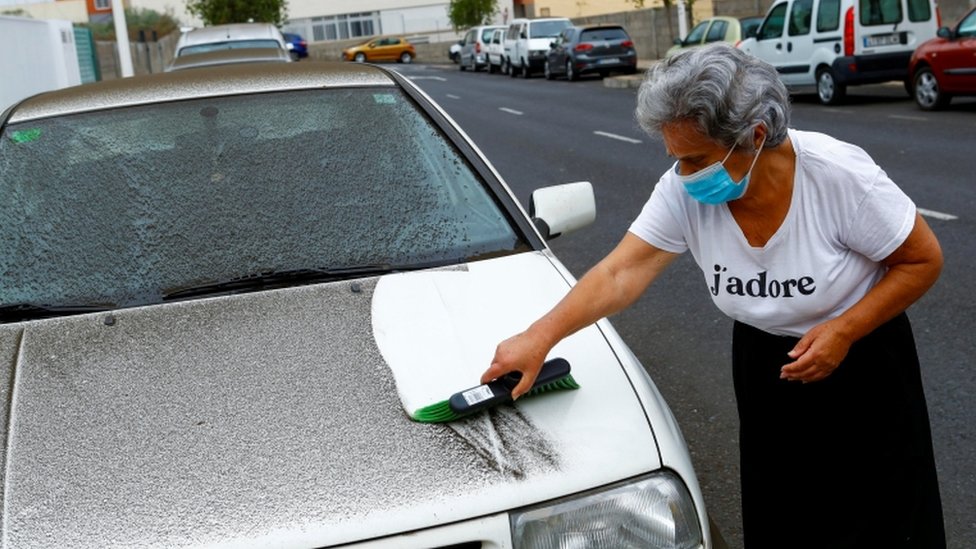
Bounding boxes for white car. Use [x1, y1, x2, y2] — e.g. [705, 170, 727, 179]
[174, 22, 288, 57]
[487, 27, 507, 73]
[0, 62, 715, 548]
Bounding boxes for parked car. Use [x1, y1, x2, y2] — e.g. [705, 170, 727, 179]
[174, 23, 287, 58]
[342, 36, 415, 63]
[486, 28, 507, 73]
[544, 24, 638, 81]
[504, 17, 573, 77]
[283, 32, 308, 60]
[0, 62, 714, 548]
[667, 15, 764, 56]
[909, 6, 976, 110]
[459, 25, 506, 72]
[738, 0, 940, 104]
[165, 47, 292, 71]
[449, 39, 462, 63]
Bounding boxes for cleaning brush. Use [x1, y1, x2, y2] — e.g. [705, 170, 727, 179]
[411, 358, 579, 423]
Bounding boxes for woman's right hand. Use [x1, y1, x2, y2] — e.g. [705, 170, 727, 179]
[480, 330, 552, 399]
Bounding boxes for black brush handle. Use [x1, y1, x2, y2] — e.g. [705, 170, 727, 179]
[448, 358, 571, 417]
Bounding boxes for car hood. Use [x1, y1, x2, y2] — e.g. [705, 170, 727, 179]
[0, 252, 661, 548]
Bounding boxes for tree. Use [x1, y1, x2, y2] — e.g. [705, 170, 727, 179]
[448, 0, 498, 31]
[185, 0, 288, 27]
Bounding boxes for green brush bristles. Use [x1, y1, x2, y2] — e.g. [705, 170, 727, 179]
[411, 374, 580, 424]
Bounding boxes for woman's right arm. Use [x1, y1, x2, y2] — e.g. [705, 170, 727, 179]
[481, 232, 679, 397]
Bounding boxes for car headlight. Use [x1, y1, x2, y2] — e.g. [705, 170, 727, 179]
[510, 471, 703, 549]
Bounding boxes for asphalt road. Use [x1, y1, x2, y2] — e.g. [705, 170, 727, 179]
[393, 62, 975, 549]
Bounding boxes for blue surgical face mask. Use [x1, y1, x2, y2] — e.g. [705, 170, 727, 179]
[675, 136, 766, 205]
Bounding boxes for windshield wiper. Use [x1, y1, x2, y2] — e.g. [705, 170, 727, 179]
[162, 264, 412, 301]
[0, 302, 115, 323]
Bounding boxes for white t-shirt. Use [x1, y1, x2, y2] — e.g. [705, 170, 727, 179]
[629, 129, 916, 337]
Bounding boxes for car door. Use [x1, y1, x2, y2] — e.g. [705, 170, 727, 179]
[743, 3, 793, 75]
[549, 28, 572, 71]
[780, 0, 816, 85]
[939, 9, 976, 92]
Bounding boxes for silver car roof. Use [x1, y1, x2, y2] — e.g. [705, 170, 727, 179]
[6, 62, 396, 124]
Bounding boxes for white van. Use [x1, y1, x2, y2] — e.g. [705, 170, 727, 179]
[738, 0, 940, 104]
[503, 17, 573, 77]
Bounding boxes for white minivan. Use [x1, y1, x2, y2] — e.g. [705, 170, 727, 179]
[504, 17, 573, 77]
[738, 0, 940, 104]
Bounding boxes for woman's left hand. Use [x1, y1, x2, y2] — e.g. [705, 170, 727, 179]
[780, 319, 853, 383]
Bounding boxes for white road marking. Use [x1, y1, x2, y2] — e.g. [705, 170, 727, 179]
[593, 130, 643, 144]
[888, 114, 927, 121]
[446, 94, 461, 99]
[918, 208, 958, 221]
[499, 107, 524, 116]
[408, 76, 447, 81]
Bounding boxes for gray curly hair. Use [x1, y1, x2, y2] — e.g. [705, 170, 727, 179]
[635, 43, 790, 149]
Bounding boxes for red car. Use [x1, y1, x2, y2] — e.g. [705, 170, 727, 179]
[909, 6, 976, 110]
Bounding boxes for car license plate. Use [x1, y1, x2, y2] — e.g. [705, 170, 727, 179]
[864, 33, 902, 47]
[598, 58, 620, 64]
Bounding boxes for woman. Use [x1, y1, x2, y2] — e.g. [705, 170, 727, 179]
[481, 44, 945, 548]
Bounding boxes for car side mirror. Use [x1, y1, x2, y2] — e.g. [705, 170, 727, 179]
[520, 31, 527, 39]
[936, 26, 953, 39]
[550, 41, 556, 48]
[673, 37, 683, 45]
[745, 28, 758, 38]
[529, 181, 596, 240]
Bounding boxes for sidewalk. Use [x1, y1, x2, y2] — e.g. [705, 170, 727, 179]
[603, 59, 656, 89]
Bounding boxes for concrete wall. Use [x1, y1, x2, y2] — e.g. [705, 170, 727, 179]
[0, 0, 88, 23]
[95, 31, 179, 79]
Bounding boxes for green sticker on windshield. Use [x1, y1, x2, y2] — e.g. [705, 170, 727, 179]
[9, 128, 42, 144]
[373, 94, 396, 105]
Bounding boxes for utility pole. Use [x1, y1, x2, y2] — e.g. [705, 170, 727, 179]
[676, 0, 689, 39]
[112, 0, 134, 77]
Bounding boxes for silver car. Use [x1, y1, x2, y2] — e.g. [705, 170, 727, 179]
[0, 62, 715, 548]
[174, 22, 288, 57]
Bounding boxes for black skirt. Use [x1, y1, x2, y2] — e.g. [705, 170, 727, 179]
[732, 313, 945, 549]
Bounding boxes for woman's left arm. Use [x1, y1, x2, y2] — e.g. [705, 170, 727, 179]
[780, 213, 943, 382]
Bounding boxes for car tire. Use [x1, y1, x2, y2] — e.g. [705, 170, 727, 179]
[521, 59, 530, 78]
[816, 67, 846, 105]
[488, 61, 497, 74]
[544, 59, 555, 80]
[354, 52, 367, 63]
[459, 56, 467, 71]
[399, 52, 413, 64]
[913, 67, 950, 111]
[566, 59, 578, 82]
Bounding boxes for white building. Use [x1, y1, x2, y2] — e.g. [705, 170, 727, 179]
[129, 0, 516, 44]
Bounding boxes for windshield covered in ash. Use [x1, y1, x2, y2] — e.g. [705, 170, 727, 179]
[0, 88, 527, 319]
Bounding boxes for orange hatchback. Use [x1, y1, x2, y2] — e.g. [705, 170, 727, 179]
[342, 37, 415, 64]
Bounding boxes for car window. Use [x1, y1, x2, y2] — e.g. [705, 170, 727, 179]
[817, 0, 842, 31]
[464, 30, 475, 44]
[861, 0, 902, 25]
[530, 20, 571, 38]
[788, 0, 814, 35]
[758, 3, 788, 39]
[580, 27, 629, 41]
[906, 0, 932, 22]
[740, 17, 763, 37]
[705, 21, 729, 42]
[959, 9, 976, 35]
[0, 89, 526, 312]
[481, 28, 496, 42]
[178, 39, 281, 57]
[684, 21, 709, 44]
